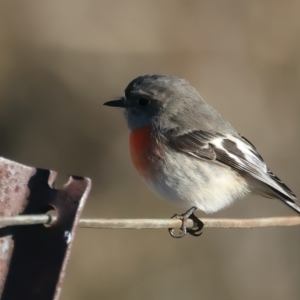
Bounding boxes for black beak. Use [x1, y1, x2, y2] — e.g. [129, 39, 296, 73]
[103, 98, 127, 108]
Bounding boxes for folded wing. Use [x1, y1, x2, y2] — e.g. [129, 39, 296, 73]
[168, 130, 297, 204]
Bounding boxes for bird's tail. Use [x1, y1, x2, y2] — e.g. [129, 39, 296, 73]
[269, 187, 300, 214]
[282, 200, 300, 214]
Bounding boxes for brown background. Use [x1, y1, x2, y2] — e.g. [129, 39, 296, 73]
[0, 1, 300, 299]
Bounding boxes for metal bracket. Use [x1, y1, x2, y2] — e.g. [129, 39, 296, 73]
[0, 157, 91, 300]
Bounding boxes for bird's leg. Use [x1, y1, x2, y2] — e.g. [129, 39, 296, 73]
[168, 206, 204, 238]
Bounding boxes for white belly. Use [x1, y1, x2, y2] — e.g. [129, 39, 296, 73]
[144, 151, 250, 214]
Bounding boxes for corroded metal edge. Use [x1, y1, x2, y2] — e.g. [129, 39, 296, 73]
[54, 176, 91, 300]
[0, 157, 91, 300]
[0, 157, 36, 294]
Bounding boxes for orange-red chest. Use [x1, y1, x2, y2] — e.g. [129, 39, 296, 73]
[130, 126, 156, 178]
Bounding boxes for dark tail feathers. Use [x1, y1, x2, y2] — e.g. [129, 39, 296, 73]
[270, 187, 300, 214]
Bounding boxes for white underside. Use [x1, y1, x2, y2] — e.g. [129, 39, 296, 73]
[144, 151, 250, 214]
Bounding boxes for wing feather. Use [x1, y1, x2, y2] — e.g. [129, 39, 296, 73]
[168, 130, 296, 202]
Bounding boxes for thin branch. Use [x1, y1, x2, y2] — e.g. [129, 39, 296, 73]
[0, 215, 53, 226]
[79, 217, 300, 229]
[0, 215, 299, 229]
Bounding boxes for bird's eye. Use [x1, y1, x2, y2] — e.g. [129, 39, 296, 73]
[137, 98, 150, 107]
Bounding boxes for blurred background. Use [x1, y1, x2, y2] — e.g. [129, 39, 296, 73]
[0, 1, 300, 299]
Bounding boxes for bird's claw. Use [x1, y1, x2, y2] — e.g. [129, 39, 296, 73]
[168, 206, 204, 238]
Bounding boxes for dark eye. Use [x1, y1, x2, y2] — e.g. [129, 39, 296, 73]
[137, 98, 150, 107]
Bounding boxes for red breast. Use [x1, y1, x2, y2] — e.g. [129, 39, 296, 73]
[130, 126, 157, 178]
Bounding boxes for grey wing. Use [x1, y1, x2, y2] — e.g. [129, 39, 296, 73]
[168, 130, 297, 203]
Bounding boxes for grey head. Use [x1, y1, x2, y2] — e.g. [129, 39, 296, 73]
[104, 74, 236, 134]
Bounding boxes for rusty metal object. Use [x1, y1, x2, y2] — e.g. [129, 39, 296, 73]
[0, 157, 91, 300]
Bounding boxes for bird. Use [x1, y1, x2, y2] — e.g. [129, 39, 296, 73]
[104, 74, 298, 237]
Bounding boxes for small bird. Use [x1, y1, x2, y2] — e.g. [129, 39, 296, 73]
[104, 74, 299, 237]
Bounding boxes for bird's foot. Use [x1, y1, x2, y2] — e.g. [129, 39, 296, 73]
[168, 206, 204, 238]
